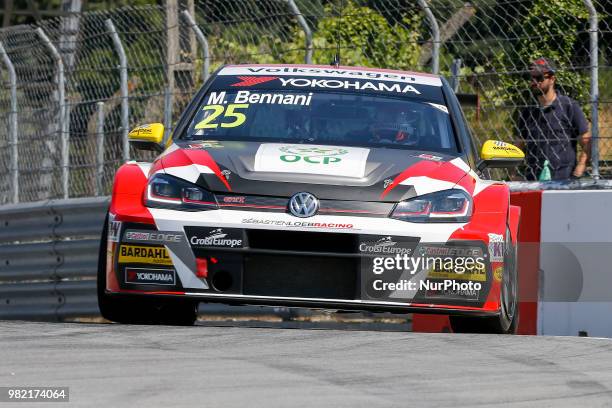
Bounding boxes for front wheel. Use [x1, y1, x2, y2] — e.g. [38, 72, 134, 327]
[97, 213, 198, 326]
[450, 226, 519, 334]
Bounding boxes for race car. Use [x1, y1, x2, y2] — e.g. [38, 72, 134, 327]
[97, 64, 524, 333]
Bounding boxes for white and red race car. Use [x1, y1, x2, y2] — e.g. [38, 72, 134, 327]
[98, 64, 524, 333]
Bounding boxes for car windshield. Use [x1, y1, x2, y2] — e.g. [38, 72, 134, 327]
[183, 89, 457, 152]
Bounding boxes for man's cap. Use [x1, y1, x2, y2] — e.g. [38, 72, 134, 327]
[530, 57, 556, 74]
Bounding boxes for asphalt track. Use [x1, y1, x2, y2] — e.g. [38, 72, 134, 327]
[2, 321, 612, 407]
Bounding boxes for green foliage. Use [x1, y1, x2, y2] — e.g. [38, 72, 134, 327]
[208, 23, 282, 67]
[205, 0, 423, 70]
[307, 1, 422, 68]
[492, 0, 590, 108]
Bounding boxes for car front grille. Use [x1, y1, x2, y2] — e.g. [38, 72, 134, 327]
[246, 229, 357, 254]
[243, 254, 358, 300]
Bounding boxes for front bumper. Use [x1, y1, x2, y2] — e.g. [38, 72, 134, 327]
[107, 209, 502, 314]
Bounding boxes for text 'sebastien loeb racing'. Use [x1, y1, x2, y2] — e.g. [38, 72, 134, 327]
[98, 64, 524, 333]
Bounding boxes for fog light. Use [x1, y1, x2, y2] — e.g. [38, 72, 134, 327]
[195, 258, 208, 278]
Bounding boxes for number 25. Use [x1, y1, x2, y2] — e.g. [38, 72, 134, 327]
[195, 104, 249, 129]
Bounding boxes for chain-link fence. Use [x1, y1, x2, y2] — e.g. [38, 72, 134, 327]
[0, 0, 609, 203]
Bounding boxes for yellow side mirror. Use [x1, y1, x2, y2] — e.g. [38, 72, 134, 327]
[478, 140, 525, 170]
[128, 123, 165, 152]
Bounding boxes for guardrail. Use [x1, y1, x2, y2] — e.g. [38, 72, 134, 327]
[0, 197, 108, 320]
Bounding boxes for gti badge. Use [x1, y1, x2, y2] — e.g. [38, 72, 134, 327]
[288, 192, 319, 218]
[383, 178, 393, 189]
[221, 170, 231, 180]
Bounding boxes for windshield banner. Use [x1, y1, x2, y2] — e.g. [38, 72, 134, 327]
[218, 66, 442, 87]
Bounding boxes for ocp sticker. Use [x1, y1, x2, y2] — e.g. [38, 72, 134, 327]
[254, 143, 370, 178]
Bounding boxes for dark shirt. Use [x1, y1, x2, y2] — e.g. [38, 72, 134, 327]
[518, 94, 589, 180]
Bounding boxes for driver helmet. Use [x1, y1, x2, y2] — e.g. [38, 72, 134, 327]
[372, 110, 418, 146]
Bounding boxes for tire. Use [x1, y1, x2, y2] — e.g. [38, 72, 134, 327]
[450, 226, 519, 334]
[97, 214, 198, 326]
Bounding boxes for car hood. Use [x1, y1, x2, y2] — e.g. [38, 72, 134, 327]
[155, 141, 472, 202]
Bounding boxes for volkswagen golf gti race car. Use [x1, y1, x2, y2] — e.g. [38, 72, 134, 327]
[98, 64, 524, 333]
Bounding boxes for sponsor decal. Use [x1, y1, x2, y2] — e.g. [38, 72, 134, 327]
[124, 230, 182, 244]
[494, 266, 503, 282]
[383, 178, 393, 189]
[221, 170, 231, 181]
[242, 218, 354, 230]
[254, 143, 370, 178]
[426, 102, 449, 114]
[231, 76, 278, 87]
[427, 266, 487, 282]
[359, 236, 415, 255]
[418, 245, 484, 258]
[125, 231, 149, 241]
[491, 141, 522, 153]
[118, 245, 173, 266]
[186, 140, 223, 149]
[132, 124, 153, 134]
[125, 267, 176, 285]
[218, 66, 442, 87]
[223, 196, 246, 204]
[488, 233, 505, 262]
[108, 221, 121, 242]
[277, 77, 421, 95]
[417, 153, 442, 161]
[424, 283, 481, 301]
[185, 227, 244, 248]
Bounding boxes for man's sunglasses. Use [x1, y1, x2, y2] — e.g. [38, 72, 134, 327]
[525, 73, 552, 82]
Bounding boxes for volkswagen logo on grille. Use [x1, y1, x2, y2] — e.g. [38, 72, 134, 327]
[288, 192, 319, 218]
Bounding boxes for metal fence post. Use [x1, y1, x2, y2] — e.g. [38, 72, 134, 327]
[450, 58, 462, 93]
[95, 102, 105, 196]
[37, 28, 68, 199]
[163, 86, 172, 144]
[286, 0, 313, 64]
[181, 10, 210, 83]
[583, 0, 599, 180]
[417, 0, 440, 74]
[0, 41, 18, 204]
[105, 19, 130, 162]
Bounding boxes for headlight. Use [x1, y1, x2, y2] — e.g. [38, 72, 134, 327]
[391, 189, 472, 223]
[144, 174, 218, 211]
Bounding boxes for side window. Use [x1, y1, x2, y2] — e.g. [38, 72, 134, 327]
[443, 84, 478, 164]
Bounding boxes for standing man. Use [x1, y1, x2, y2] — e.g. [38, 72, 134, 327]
[518, 57, 591, 180]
